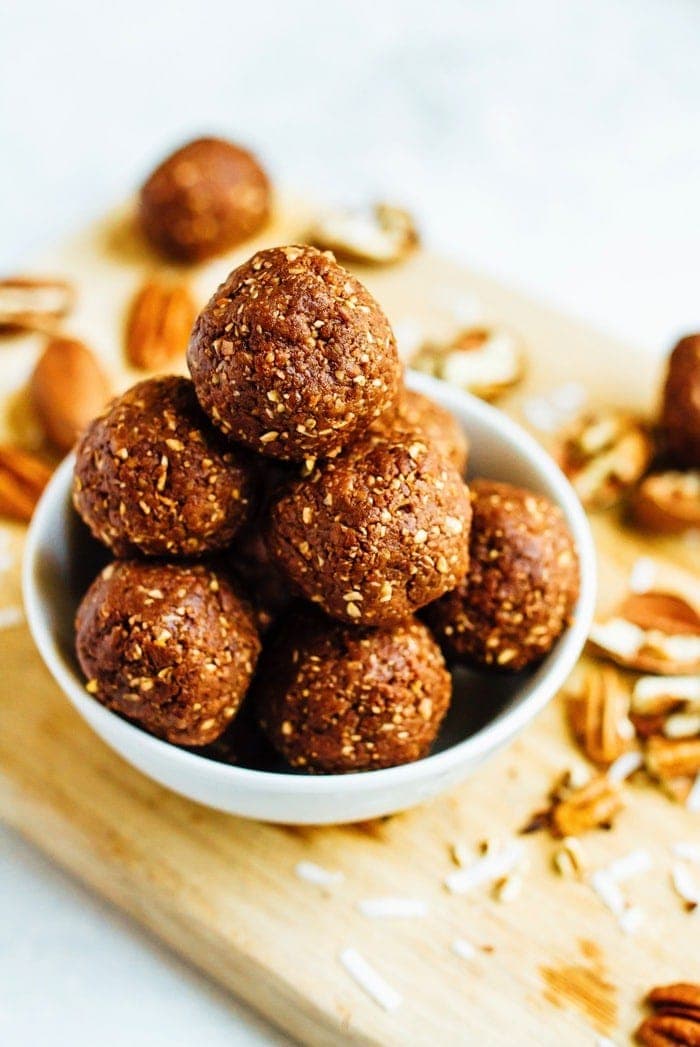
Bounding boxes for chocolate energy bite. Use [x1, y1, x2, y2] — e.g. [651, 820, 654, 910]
[661, 334, 700, 466]
[139, 137, 271, 263]
[256, 609, 451, 772]
[425, 479, 579, 671]
[367, 386, 469, 474]
[75, 560, 261, 746]
[73, 376, 255, 557]
[187, 245, 401, 461]
[267, 436, 471, 625]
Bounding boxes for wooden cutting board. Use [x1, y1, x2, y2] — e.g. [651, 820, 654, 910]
[1, 199, 698, 1046]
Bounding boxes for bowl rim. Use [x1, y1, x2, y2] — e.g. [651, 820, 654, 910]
[23, 371, 597, 797]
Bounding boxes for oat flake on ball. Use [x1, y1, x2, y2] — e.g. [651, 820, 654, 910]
[267, 435, 472, 625]
[187, 245, 401, 461]
[73, 376, 255, 558]
[256, 609, 452, 773]
[425, 479, 579, 671]
[75, 560, 261, 746]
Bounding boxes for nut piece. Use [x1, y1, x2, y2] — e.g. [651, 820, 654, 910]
[558, 410, 654, 510]
[0, 276, 74, 334]
[662, 334, 700, 467]
[30, 336, 112, 453]
[637, 982, 700, 1046]
[307, 203, 419, 266]
[411, 325, 525, 401]
[589, 591, 700, 676]
[550, 775, 625, 837]
[139, 136, 271, 263]
[566, 663, 634, 766]
[126, 278, 197, 370]
[632, 470, 700, 533]
[645, 736, 700, 780]
[0, 445, 52, 522]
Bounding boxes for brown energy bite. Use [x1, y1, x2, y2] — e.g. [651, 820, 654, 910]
[187, 245, 401, 461]
[138, 136, 271, 263]
[73, 376, 255, 558]
[661, 334, 700, 466]
[75, 560, 261, 746]
[425, 479, 579, 671]
[367, 386, 469, 473]
[256, 609, 451, 772]
[267, 436, 471, 625]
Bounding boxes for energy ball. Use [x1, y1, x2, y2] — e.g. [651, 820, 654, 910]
[662, 334, 700, 466]
[228, 524, 296, 633]
[256, 610, 451, 772]
[73, 376, 255, 558]
[367, 386, 469, 473]
[75, 560, 261, 746]
[267, 436, 471, 625]
[187, 245, 401, 461]
[138, 137, 271, 263]
[425, 479, 579, 671]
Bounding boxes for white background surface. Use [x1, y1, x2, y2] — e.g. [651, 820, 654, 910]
[1, 1, 699, 1044]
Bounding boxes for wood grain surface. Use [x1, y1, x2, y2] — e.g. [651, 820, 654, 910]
[0, 199, 698, 1045]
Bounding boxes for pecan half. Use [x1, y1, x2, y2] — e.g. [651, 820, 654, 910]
[411, 325, 525, 401]
[125, 278, 196, 370]
[558, 410, 654, 510]
[567, 662, 634, 766]
[308, 202, 419, 266]
[0, 445, 53, 522]
[645, 736, 700, 780]
[0, 276, 75, 334]
[30, 336, 112, 452]
[637, 983, 700, 1045]
[589, 591, 700, 675]
[633, 470, 700, 534]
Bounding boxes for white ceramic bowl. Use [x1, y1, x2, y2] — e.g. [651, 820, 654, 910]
[23, 372, 596, 824]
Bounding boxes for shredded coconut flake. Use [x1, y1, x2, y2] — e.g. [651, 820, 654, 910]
[444, 840, 524, 894]
[628, 556, 657, 594]
[673, 842, 700, 864]
[618, 905, 645, 936]
[589, 871, 626, 917]
[606, 749, 643, 783]
[671, 862, 700, 906]
[357, 897, 428, 919]
[451, 937, 477, 961]
[0, 606, 23, 630]
[603, 848, 652, 883]
[339, 948, 402, 1012]
[521, 396, 560, 433]
[294, 861, 344, 889]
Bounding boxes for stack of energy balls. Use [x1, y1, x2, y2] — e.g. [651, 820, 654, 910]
[73, 245, 580, 774]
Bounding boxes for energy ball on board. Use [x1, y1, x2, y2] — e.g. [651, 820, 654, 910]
[367, 386, 469, 474]
[661, 334, 700, 467]
[73, 376, 255, 558]
[425, 479, 579, 671]
[266, 435, 472, 626]
[256, 609, 451, 773]
[138, 137, 271, 262]
[187, 245, 401, 461]
[75, 560, 261, 746]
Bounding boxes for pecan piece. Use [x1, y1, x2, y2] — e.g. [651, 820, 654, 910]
[558, 410, 654, 510]
[633, 470, 700, 534]
[0, 276, 74, 334]
[411, 325, 525, 401]
[645, 736, 700, 780]
[0, 445, 53, 522]
[308, 202, 419, 265]
[567, 662, 633, 766]
[550, 774, 625, 837]
[589, 591, 700, 675]
[637, 983, 700, 1046]
[125, 278, 196, 370]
